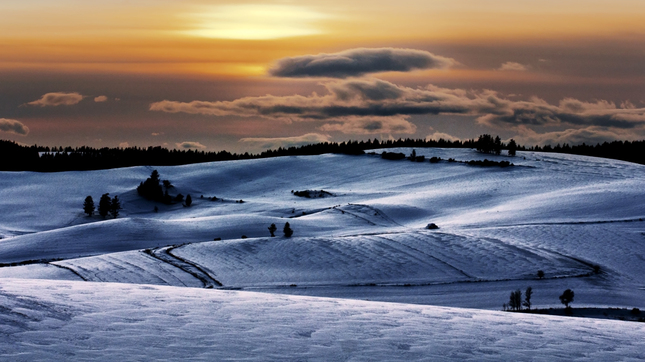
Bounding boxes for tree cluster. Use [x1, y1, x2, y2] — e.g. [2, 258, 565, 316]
[505, 287, 532, 311]
[84, 193, 121, 219]
[137, 170, 191, 206]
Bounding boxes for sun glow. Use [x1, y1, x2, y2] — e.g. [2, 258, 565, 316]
[182, 4, 330, 40]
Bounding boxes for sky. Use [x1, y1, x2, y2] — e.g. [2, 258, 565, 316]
[1, 0, 645, 153]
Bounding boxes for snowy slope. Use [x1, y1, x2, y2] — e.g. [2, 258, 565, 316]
[0, 278, 644, 362]
[0, 148, 644, 359]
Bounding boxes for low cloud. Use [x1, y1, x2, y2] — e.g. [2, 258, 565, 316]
[319, 116, 416, 135]
[119, 142, 130, 148]
[94, 95, 108, 102]
[426, 131, 460, 142]
[239, 133, 331, 150]
[27, 92, 84, 107]
[176, 141, 207, 150]
[0, 118, 29, 135]
[151, 78, 645, 138]
[513, 125, 644, 146]
[151, 132, 164, 136]
[269, 48, 457, 78]
[499, 62, 529, 71]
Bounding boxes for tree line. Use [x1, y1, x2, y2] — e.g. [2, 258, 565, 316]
[1, 136, 644, 172]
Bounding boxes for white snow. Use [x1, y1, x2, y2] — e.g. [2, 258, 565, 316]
[0, 278, 644, 361]
[0, 148, 644, 360]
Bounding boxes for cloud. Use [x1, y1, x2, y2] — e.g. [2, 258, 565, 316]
[119, 142, 130, 148]
[0, 118, 29, 135]
[151, 78, 645, 134]
[426, 131, 460, 142]
[499, 62, 529, 71]
[151, 132, 164, 136]
[319, 116, 416, 134]
[513, 125, 645, 146]
[176, 141, 206, 150]
[239, 133, 331, 150]
[94, 95, 108, 102]
[27, 92, 84, 107]
[269, 48, 457, 78]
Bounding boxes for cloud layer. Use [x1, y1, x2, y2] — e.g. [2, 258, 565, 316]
[239, 133, 331, 150]
[27, 92, 84, 107]
[176, 141, 206, 150]
[269, 48, 457, 78]
[499, 62, 529, 71]
[151, 78, 645, 135]
[0, 118, 29, 135]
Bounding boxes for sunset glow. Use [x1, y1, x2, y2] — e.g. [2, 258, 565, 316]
[0, 0, 643, 151]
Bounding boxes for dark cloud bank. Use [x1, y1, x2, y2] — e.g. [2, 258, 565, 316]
[269, 48, 456, 78]
[150, 48, 645, 143]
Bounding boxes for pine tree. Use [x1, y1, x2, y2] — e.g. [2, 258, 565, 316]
[109, 195, 121, 219]
[83, 196, 95, 217]
[508, 139, 517, 156]
[98, 193, 111, 218]
[283, 222, 293, 237]
[185, 194, 192, 207]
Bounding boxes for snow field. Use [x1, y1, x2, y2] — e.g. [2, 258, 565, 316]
[0, 149, 644, 360]
[0, 278, 644, 362]
[171, 230, 589, 288]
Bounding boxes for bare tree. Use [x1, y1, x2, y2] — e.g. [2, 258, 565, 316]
[523, 286, 533, 310]
[509, 289, 522, 311]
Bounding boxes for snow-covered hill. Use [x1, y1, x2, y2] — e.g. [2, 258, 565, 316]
[0, 148, 644, 360]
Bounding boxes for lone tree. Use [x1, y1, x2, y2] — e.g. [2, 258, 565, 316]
[185, 194, 192, 207]
[283, 222, 293, 237]
[523, 286, 533, 310]
[559, 289, 574, 309]
[83, 196, 95, 217]
[509, 289, 523, 311]
[537, 270, 545, 279]
[268, 223, 277, 237]
[109, 195, 121, 219]
[508, 139, 517, 156]
[98, 193, 111, 218]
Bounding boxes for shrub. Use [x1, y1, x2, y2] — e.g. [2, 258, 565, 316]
[381, 152, 406, 160]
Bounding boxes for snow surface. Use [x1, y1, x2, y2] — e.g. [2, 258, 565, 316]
[1, 278, 644, 362]
[0, 148, 644, 360]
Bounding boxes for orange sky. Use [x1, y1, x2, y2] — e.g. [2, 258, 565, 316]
[2, 1, 644, 76]
[1, 1, 644, 151]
